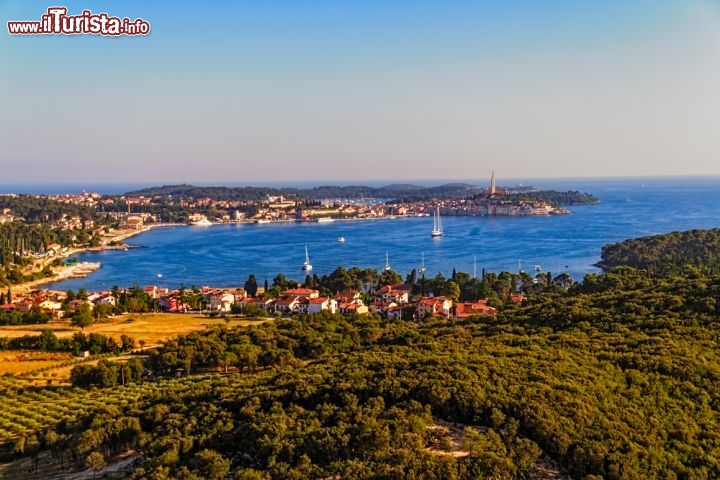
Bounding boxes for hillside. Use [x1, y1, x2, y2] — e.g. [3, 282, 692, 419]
[598, 228, 720, 274]
[3, 263, 720, 478]
[123, 183, 481, 201]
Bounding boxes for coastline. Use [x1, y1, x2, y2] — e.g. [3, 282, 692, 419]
[9, 225, 160, 295]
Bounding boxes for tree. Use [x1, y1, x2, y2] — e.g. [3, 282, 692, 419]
[407, 268, 417, 285]
[378, 269, 402, 286]
[93, 303, 113, 319]
[442, 281, 461, 302]
[193, 449, 230, 480]
[85, 451, 105, 479]
[244, 274, 258, 297]
[71, 304, 94, 331]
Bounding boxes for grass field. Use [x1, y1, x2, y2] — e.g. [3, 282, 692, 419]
[0, 313, 265, 345]
[0, 313, 270, 453]
[0, 351, 73, 376]
[0, 313, 267, 379]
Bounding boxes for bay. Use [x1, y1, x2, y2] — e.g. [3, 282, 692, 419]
[45, 177, 720, 291]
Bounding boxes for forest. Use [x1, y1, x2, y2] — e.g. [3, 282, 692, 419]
[506, 190, 599, 207]
[0, 195, 95, 224]
[123, 183, 480, 202]
[123, 183, 599, 206]
[598, 228, 720, 274]
[2, 262, 719, 478]
[5, 230, 720, 479]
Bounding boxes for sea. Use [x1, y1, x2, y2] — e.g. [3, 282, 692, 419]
[42, 176, 720, 292]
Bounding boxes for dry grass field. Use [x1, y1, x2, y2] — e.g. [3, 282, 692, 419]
[0, 313, 267, 378]
[0, 351, 73, 376]
[0, 313, 265, 345]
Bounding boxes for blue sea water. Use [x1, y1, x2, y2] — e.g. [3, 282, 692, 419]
[44, 177, 720, 292]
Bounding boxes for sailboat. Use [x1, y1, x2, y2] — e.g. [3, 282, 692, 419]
[302, 245, 313, 271]
[419, 252, 426, 274]
[384, 252, 391, 271]
[431, 207, 443, 237]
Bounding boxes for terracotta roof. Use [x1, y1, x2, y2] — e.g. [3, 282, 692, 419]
[308, 297, 329, 304]
[284, 288, 318, 295]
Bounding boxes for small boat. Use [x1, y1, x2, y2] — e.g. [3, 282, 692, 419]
[431, 207, 443, 237]
[317, 217, 335, 223]
[190, 218, 213, 226]
[337, 236, 346, 243]
[384, 252, 391, 271]
[255, 219, 271, 224]
[302, 245, 313, 271]
[419, 252, 426, 274]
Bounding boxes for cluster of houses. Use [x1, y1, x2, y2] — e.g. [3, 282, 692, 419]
[159, 282, 522, 320]
[0, 289, 116, 318]
[2, 282, 523, 322]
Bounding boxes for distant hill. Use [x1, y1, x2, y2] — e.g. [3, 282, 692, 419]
[123, 183, 481, 201]
[598, 228, 720, 274]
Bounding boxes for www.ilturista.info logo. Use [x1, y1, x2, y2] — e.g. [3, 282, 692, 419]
[7, 7, 150, 36]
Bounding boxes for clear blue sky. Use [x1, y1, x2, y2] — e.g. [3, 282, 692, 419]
[1, 1, 719, 185]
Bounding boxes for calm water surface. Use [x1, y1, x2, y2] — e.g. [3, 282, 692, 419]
[46, 177, 720, 291]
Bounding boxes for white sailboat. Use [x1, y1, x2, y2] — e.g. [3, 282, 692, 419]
[419, 252, 426, 274]
[431, 207, 443, 237]
[302, 245, 313, 271]
[384, 252, 391, 271]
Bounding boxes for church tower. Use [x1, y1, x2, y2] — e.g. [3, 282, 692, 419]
[490, 171, 496, 196]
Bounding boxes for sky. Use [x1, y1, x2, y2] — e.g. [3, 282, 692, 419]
[1, 0, 719, 186]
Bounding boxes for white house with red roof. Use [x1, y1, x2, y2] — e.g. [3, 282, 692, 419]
[370, 300, 397, 315]
[274, 295, 301, 315]
[302, 296, 338, 314]
[416, 296, 453, 320]
[374, 283, 411, 304]
[209, 291, 236, 312]
[283, 288, 319, 299]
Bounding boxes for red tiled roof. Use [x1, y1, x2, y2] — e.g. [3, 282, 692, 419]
[284, 288, 318, 295]
[308, 297, 329, 304]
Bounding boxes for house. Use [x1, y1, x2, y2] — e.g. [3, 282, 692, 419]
[510, 293, 524, 306]
[0, 303, 16, 313]
[67, 299, 93, 313]
[416, 296, 453, 320]
[303, 297, 337, 314]
[39, 299, 64, 318]
[159, 295, 191, 312]
[121, 215, 144, 230]
[386, 305, 405, 320]
[237, 296, 275, 312]
[283, 288, 319, 299]
[454, 300, 497, 319]
[95, 294, 116, 307]
[274, 295, 300, 315]
[14, 300, 36, 312]
[209, 291, 235, 312]
[370, 300, 397, 315]
[374, 283, 412, 304]
[338, 302, 369, 315]
[334, 290, 361, 303]
[335, 290, 367, 315]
